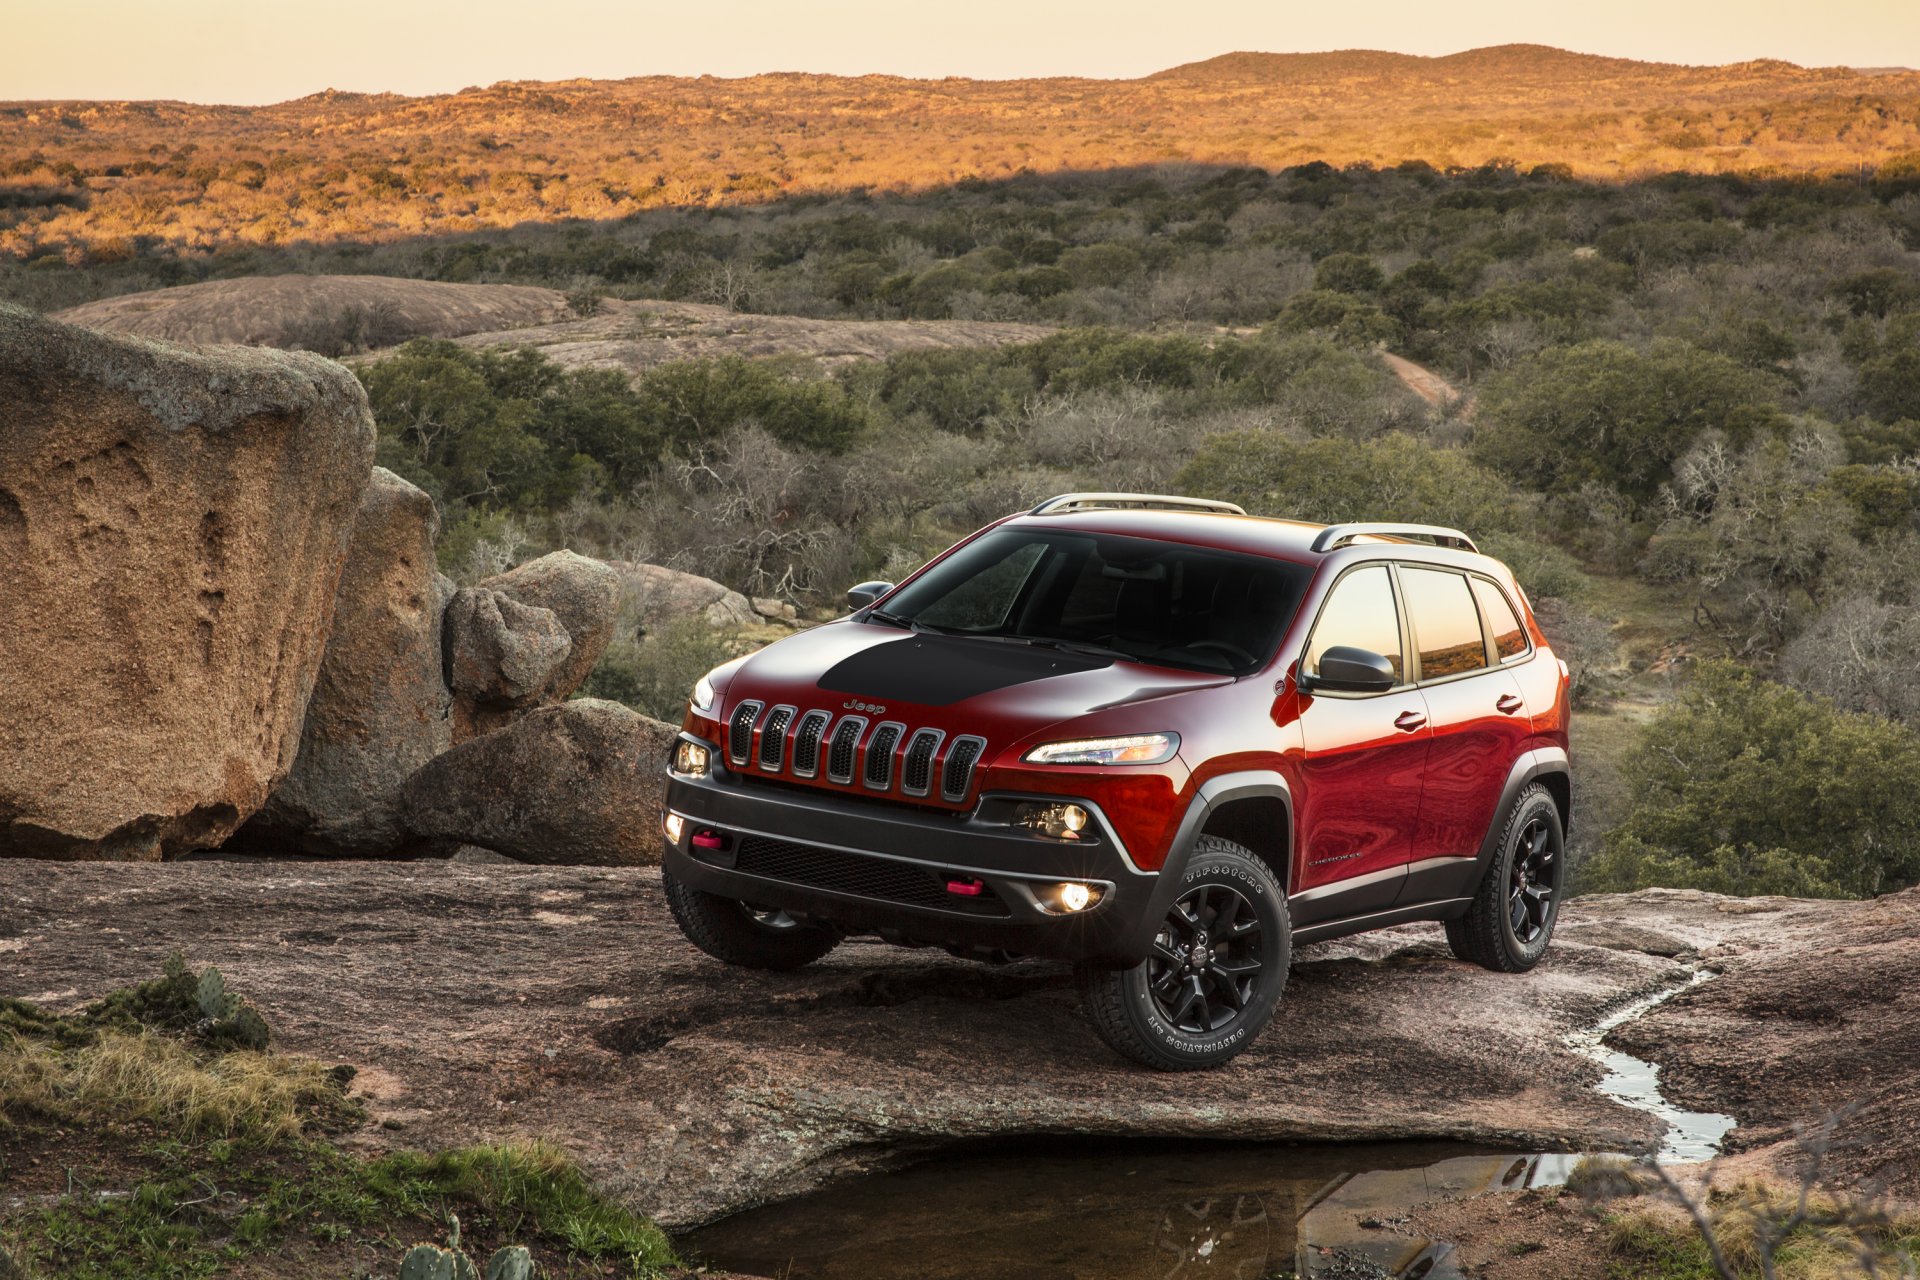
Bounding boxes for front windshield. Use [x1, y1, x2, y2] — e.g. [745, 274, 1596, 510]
[873, 528, 1310, 676]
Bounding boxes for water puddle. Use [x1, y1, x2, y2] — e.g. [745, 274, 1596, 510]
[689, 969, 1737, 1279]
[1564, 968, 1736, 1163]
[686, 1139, 1575, 1280]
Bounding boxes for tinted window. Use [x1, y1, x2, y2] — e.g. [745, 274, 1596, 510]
[1305, 565, 1402, 683]
[879, 528, 1310, 675]
[1471, 577, 1528, 661]
[1402, 567, 1489, 679]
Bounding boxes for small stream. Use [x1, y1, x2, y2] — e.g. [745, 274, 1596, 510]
[688, 970, 1735, 1280]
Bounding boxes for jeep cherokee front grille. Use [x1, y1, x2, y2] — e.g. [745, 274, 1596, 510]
[727, 707, 986, 803]
[757, 705, 795, 771]
[826, 716, 868, 785]
[863, 722, 905, 790]
[727, 701, 764, 766]
[901, 729, 944, 797]
[942, 735, 986, 802]
[790, 710, 832, 777]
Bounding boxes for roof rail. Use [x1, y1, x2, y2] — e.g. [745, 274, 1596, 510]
[1310, 523, 1479, 554]
[1029, 492, 1248, 517]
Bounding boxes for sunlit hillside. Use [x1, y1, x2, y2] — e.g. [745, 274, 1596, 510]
[4, 44, 1920, 262]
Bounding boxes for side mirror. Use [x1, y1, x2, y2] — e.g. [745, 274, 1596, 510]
[1302, 645, 1396, 694]
[846, 580, 896, 611]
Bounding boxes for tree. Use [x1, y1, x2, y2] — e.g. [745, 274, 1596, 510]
[1579, 662, 1920, 899]
[1473, 339, 1790, 504]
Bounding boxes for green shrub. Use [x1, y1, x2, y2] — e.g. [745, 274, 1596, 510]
[1174, 431, 1527, 533]
[1473, 339, 1790, 503]
[1580, 662, 1920, 898]
[579, 618, 744, 724]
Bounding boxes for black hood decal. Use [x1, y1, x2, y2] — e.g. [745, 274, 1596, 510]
[817, 635, 1110, 706]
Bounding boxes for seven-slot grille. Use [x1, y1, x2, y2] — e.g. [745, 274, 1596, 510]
[722, 703, 986, 803]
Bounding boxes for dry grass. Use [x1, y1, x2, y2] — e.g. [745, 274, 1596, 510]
[0, 1026, 356, 1141]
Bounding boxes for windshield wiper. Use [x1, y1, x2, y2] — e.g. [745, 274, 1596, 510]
[864, 607, 916, 629]
[979, 633, 1135, 662]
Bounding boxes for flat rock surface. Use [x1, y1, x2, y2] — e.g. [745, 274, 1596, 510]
[0, 863, 1889, 1228]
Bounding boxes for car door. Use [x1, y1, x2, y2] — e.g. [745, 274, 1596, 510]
[1290, 562, 1433, 924]
[1395, 565, 1533, 904]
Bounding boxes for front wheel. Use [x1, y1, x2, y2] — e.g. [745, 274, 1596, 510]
[663, 867, 841, 970]
[1445, 783, 1565, 972]
[1076, 836, 1291, 1071]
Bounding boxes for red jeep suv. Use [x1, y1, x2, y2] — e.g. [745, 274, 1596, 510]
[661, 494, 1571, 1070]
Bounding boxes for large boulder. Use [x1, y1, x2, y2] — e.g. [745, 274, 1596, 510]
[450, 550, 620, 741]
[0, 304, 374, 860]
[240, 469, 453, 855]
[398, 699, 676, 864]
[445, 587, 572, 708]
[609, 561, 762, 634]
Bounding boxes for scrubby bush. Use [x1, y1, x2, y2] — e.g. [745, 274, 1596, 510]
[1579, 662, 1920, 898]
[1473, 339, 1790, 503]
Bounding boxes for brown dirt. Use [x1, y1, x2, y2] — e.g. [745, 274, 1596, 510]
[1405, 1184, 1615, 1279]
[51, 275, 571, 349]
[3, 862, 1892, 1233]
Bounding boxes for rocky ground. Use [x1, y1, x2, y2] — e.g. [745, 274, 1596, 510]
[3, 862, 1905, 1237]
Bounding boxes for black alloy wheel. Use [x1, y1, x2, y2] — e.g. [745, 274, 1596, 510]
[1147, 883, 1267, 1035]
[1077, 835, 1291, 1071]
[1508, 815, 1557, 946]
[1446, 782, 1565, 973]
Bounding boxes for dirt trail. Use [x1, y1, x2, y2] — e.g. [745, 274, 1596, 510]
[3, 863, 1898, 1228]
[1379, 351, 1470, 415]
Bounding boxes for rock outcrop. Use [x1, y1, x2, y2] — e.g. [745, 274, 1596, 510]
[452, 551, 620, 741]
[399, 700, 677, 864]
[0, 304, 374, 859]
[611, 561, 764, 633]
[240, 469, 453, 855]
[445, 588, 573, 709]
[8, 869, 1896, 1232]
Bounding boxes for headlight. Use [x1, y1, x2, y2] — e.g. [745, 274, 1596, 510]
[1022, 733, 1179, 766]
[690, 670, 718, 716]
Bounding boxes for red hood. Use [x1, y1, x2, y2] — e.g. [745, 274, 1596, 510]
[718, 620, 1230, 762]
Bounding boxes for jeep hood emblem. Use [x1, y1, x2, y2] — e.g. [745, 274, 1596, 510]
[843, 698, 886, 715]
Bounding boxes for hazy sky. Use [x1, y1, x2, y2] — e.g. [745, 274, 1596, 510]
[5, 0, 1917, 104]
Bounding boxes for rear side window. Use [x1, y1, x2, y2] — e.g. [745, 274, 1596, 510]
[1305, 565, 1403, 683]
[1401, 567, 1489, 680]
[1471, 577, 1529, 662]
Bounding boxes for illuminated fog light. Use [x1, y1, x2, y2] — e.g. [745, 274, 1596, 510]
[1015, 802, 1092, 840]
[673, 741, 712, 776]
[1042, 881, 1104, 915]
[663, 813, 685, 844]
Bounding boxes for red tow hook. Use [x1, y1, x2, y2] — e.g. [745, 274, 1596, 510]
[691, 830, 727, 851]
[945, 877, 986, 897]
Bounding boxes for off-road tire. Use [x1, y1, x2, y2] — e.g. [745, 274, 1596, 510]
[1075, 835, 1291, 1071]
[662, 867, 841, 971]
[1446, 783, 1564, 972]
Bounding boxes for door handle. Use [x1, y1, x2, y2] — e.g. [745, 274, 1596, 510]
[1495, 694, 1524, 715]
[1394, 710, 1427, 732]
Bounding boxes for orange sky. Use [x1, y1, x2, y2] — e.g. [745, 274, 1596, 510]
[3, 0, 1917, 104]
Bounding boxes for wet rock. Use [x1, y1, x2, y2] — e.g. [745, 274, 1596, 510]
[0, 303, 373, 860]
[241, 469, 453, 855]
[398, 699, 677, 864]
[445, 588, 573, 709]
[610, 561, 762, 633]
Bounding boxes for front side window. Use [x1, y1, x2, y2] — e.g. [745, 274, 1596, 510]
[1304, 564, 1403, 683]
[876, 528, 1310, 675]
[1401, 567, 1490, 680]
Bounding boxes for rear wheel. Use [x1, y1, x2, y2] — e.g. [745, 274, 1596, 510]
[1076, 836, 1290, 1071]
[663, 867, 840, 971]
[1446, 783, 1564, 972]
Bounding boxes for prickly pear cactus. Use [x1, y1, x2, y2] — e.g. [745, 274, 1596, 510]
[398, 1244, 479, 1280]
[484, 1246, 534, 1280]
[195, 967, 231, 1021]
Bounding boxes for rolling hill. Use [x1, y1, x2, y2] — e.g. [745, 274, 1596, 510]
[3, 46, 1919, 264]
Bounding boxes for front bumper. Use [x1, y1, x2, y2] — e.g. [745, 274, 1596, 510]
[661, 744, 1164, 965]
